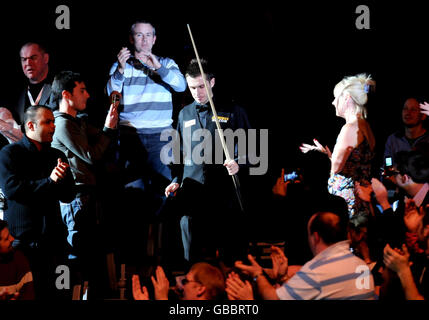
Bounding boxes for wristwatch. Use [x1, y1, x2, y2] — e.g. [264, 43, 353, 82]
[253, 270, 265, 282]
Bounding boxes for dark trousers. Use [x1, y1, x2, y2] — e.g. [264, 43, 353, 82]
[115, 127, 172, 263]
[176, 179, 248, 266]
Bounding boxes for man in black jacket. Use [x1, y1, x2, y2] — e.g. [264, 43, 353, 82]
[165, 59, 251, 265]
[0, 105, 75, 299]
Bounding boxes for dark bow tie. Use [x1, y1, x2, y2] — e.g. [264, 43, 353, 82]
[196, 104, 209, 112]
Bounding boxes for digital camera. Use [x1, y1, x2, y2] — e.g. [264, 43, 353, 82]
[381, 157, 399, 178]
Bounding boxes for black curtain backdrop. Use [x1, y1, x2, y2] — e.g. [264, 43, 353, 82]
[1, 0, 428, 237]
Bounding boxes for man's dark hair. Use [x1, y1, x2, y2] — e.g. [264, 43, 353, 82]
[22, 105, 53, 133]
[0, 219, 8, 238]
[186, 58, 214, 81]
[309, 211, 348, 245]
[394, 150, 429, 183]
[51, 71, 83, 105]
[20, 41, 48, 54]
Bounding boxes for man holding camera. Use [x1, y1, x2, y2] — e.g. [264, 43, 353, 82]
[358, 150, 429, 256]
[106, 20, 186, 260]
[51, 71, 118, 289]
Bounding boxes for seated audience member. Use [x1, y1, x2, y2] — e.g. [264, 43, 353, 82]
[382, 203, 429, 300]
[0, 219, 35, 300]
[233, 211, 375, 300]
[356, 150, 429, 299]
[132, 262, 225, 300]
[348, 214, 374, 265]
[364, 151, 429, 250]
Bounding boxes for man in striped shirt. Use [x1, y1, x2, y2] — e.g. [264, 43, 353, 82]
[106, 20, 186, 256]
[235, 211, 376, 300]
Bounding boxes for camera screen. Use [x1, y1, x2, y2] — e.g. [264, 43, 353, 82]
[385, 157, 392, 167]
[284, 171, 298, 182]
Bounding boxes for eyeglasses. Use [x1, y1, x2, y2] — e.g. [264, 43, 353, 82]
[178, 276, 201, 286]
[391, 169, 401, 176]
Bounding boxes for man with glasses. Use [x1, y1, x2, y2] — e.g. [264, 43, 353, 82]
[132, 262, 225, 300]
[357, 150, 429, 262]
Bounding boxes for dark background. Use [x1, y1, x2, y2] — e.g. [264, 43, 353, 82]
[1, 1, 428, 250]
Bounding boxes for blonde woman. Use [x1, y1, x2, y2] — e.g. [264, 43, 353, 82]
[300, 74, 376, 218]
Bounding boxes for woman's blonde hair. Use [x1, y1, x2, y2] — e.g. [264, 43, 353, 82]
[334, 73, 375, 118]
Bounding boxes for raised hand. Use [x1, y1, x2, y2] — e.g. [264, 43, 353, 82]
[403, 198, 425, 234]
[300, 139, 332, 159]
[151, 266, 170, 300]
[132, 274, 149, 300]
[136, 50, 161, 70]
[419, 102, 429, 116]
[272, 168, 289, 197]
[0, 107, 23, 142]
[235, 254, 264, 278]
[383, 243, 411, 273]
[104, 103, 119, 129]
[50, 158, 69, 183]
[370, 178, 390, 210]
[355, 181, 373, 203]
[271, 246, 288, 282]
[226, 271, 254, 300]
[117, 47, 132, 73]
[0, 288, 19, 300]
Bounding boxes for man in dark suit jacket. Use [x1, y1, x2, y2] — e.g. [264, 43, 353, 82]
[1, 42, 53, 128]
[0, 105, 75, 299]
[15, 42, 54, 122]
[165, 59, 251, 265]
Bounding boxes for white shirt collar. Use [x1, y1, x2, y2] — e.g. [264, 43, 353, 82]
[413, 183, 429, 207]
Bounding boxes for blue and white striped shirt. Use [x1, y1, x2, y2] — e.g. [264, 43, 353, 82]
[276, 241, 375, 300]
[107, 56, 187, 133]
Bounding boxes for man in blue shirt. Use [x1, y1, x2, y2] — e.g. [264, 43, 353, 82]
[384, 98, 429, 167]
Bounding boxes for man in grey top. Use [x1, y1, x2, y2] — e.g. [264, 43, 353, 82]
[51, 71, 118, 284]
